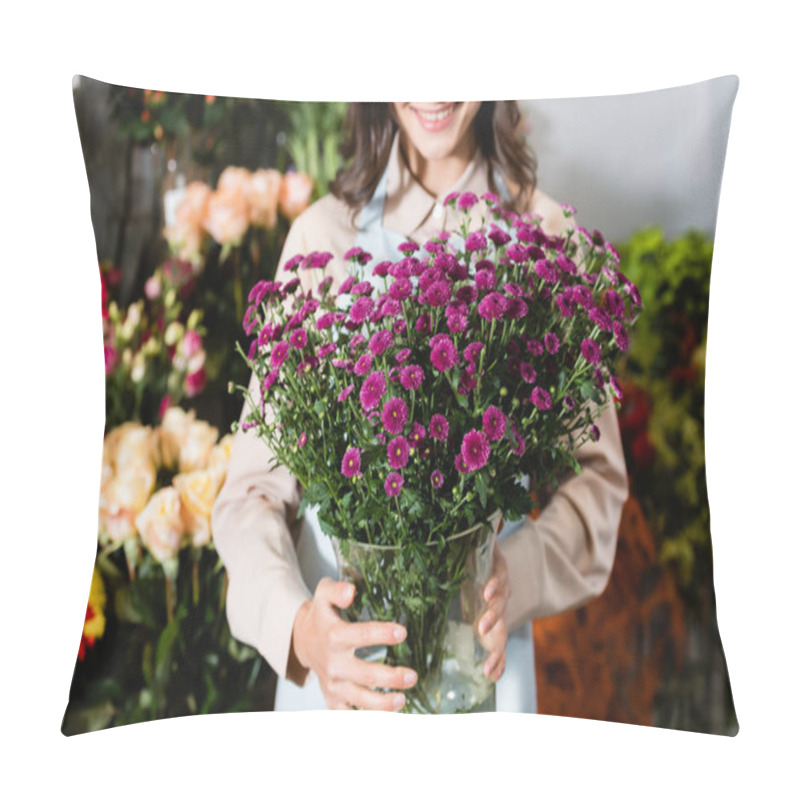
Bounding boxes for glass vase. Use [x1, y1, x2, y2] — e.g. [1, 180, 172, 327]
[333, 511, 500, 714]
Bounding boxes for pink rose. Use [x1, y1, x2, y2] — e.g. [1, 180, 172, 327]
[185, 367, 206, 398]
[278, 172, 313, 221]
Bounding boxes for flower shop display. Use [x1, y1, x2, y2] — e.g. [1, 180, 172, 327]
[232, 192, 640, 713]
[102, 259, 208, 431]
[162, 165, 315, 424]
[63, 409, 273, 733]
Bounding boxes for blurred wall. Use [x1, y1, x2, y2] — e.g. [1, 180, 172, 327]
[521, 75, 738, 241]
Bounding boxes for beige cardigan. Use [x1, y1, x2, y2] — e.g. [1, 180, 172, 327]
[210, 132, 629, 686]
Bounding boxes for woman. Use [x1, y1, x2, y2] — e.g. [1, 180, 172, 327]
[211, 101, 629, 713]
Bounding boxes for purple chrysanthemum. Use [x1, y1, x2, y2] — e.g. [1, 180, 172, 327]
[415, 314, 431, 334]
[384, 472, 404, 497]
[520, 363, 537, 384]
[613, 321, 629, 352]
[506, 243, 529, 264]
[282, 254, 303, 273]
[354, 353, 374, 376]
[573, 286, 594, 309]
[477, 292, 507, 321]
[388, 276, 413, 301]
[289, 329, 308, 350]
[337, 384, 354, 403]
[590, 424, 601, 442]
[482, 406, 507, 442]
[530, 387, 552, 411]
[270, 341, 290, 369]
[605, 289, 625, 319]
[410, 422, 426, 446]
[338, 276, 356, 296]
[589, 307, 613, 332]
[400, 364, 424, 391]
[457, 192, 478, 211]
[315, 312, 336, 331]
[430, 470, 444, 490]
[475, 267, 496, 291]
[298, 432, 308, 448]
[456, 285, 477, 304]
[398, 240, 419, 254]
[460, 429, 490, 472]
[387, 436, 410, 469]
[430, 336, 458, 371]
[465, 231, 487, 252]
[425, 281, 452, 307]
[341, 447, 362, 478]
[382, 397, 409, 435]
[488, 225, 511, 246]
[429, 414, 449, 441]
[581, 338, 602, 365]
[510, 426, 525, 456]
[544, 332, 560, 354]
[556, 292, 576, 319]
[349, 296, 375, 324]
[506, 297, 528, 319]
[368, 330, 394, 356]
[360, 370, 386, 411]
[372, 261, 392, 278]
[563, 395, 577, 411]
[526, 339, 544, 357]
[464, 342, 484, 364]
[534, 259, 558, 284]
[395, 348, 411, 364]
[343, 246, 370, 264]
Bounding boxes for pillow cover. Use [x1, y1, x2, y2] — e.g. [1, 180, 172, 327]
[62, 75, 738, 735]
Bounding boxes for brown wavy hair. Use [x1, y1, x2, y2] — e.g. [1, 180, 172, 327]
[329, 102, 537, 222]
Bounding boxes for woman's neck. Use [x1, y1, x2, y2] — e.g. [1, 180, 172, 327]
[398, 132, 478, 198]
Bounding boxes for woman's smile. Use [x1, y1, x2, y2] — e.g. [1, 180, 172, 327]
[409, 103, 459, 132]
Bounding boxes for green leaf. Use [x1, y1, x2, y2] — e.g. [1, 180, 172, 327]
[154, 610, 183, 688]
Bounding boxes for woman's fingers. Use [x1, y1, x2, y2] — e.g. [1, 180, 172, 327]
[336, 618, 407, 650]
[340, 681, 408, 712]
[316, 577, 356, 610]
[347, 655, 417, 692]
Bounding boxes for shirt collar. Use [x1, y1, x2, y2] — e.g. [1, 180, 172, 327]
[382, 129, 494, 241]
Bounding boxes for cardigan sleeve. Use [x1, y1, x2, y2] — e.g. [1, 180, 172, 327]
[210, 215, 314, 685]
[499, 402, 629, 629]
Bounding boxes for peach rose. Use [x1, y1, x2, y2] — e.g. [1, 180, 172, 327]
[203, 186, 250, 245]
[209, 433, 235, 472]
[114, 423, 159, 474]
[175, 181, 212, 228]
[180, 418, 220, 473]
[174, 467, 225, 547]
[99, 465, 156, 544]
[246, 168, 282, 229]
[135, 487, 186, 564]
[164, 218, 206, 265]
[159, 407, 219, 473]
[217, 166, 252, 198]
[279, 172, 314, 221]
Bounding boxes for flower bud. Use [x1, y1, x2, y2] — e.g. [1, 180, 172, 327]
[499, 387, 508, 397]
[131, 352, 146, 383]
[165, 321, 184, 346]
[165, 288, 177, 308]
[187, 308, 203, 330]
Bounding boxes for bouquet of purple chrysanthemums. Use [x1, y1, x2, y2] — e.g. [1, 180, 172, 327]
[232, 191, 640, 712]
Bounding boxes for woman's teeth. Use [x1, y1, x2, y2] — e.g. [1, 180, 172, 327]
[416, 107, 453, 121]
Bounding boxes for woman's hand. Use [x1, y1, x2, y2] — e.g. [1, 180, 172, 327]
[477, 546, 510, 682]
[291, 577, 418, 711]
